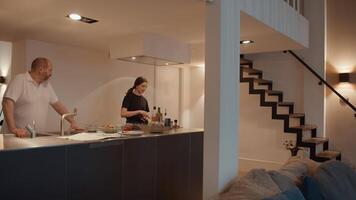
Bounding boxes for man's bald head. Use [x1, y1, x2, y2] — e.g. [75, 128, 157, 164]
[31, 57, 51, 71]
[30, 57, 53, 81]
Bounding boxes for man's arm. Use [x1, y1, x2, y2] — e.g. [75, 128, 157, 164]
[51, 101, 81, 130]
[2, 98, 29, 137]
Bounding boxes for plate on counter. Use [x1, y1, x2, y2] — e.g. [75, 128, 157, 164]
[122, 130, 144, 136]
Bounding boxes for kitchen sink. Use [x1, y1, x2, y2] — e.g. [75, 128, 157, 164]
[35, 132, 60, 137]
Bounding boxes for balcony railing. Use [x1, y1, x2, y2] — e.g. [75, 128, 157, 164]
[283, 0, 304, 15]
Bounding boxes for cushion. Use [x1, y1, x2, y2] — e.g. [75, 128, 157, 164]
[217, 169, 281, 200]
[313, 160, 356, 200]
[299, 176, 325, 200]
[262, 186, 305, 200]
[279, 156, 320, 185]
[268, 170, 296, 192]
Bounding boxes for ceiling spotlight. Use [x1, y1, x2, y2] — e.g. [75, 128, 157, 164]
[131, 57, 136, 60]
[240, 40, 254, 44]
[165, 63, 169, 66]
[68, 13, 82, 21]
[66, 13, 98, 24]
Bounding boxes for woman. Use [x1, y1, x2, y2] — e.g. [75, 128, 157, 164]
[121, 77, 150, 124]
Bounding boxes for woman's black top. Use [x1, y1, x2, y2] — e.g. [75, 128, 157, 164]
[122, 92, 149, 124]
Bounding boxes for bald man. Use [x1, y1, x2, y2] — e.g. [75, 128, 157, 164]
[2, 57, 82, 137]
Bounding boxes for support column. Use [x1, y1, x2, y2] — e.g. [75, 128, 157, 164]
[204, 0, 240, 199]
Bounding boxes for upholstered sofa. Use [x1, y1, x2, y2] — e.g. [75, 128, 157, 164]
[214, 156, 356, 200]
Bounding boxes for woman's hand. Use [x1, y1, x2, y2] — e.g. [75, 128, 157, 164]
[138, 110, 150, 117]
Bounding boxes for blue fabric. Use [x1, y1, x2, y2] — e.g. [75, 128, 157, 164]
[313, 160, 356, 200]
[299, 176, 325, 200]
[263, 186, 305, 200]
[269, 170, 296, 192]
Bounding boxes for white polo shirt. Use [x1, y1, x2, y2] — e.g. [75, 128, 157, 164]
[2, 72, 58, 134]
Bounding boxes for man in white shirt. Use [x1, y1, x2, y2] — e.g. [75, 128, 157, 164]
[2, 57, 82, 137]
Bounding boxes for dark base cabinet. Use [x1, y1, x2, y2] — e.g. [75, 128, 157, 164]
[190, 133, 204, 200]
[157, 134, 190, 200]
[122, 137, 157, 200]
[0, 132, 203, 200]
[67, 140, 123, 200]
[0, 147, 66, 200]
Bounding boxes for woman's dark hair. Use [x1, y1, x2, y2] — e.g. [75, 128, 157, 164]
[127, 76, 148, 94]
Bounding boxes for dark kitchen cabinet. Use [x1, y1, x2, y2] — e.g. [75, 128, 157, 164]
[190, 133, 204, 200]
[0, 147, 66, 200]
[0, 131, 203, 200]
[122, 137, 157, 200]
[66, 140, 123, 200]
[157, 134, 191, 200]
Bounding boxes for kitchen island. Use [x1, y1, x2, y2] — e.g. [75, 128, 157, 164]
[0, 128, 203, 200]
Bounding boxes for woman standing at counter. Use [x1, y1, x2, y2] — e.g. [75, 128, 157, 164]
[121, 77, 150, 124]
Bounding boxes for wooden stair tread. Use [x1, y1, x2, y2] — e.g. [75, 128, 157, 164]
[303, 137, 328, 144]
[240, 59, 252, 65]
[241, 66, 262, 74]
[265, 90, 283, 95]
[252, 78, 272, 84]
[291, 125, 317, 130]
[289, 113, 305, 118]
[278, 102, 294, 106]
[317, 151, 341, 159]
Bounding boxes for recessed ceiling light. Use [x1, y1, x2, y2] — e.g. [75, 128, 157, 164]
[165, 63, 169, 66]
[66, 13, 98, 24]
[131, 57, 136, 60]
[68, 13, 82, 21]
[240, 40, 254, 44]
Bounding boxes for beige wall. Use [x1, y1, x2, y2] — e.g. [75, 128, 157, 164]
[189, 67, 204, 128]
[11, 39, 180, 132]
[326, 0, 356, 166]
[296, 0, 326, 137]
[155, 66, 180, 121]
[179, 66, 204, 129]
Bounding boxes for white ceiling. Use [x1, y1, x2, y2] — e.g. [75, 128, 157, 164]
[0, 0, 206, 51]
[0, 0, 304, 65]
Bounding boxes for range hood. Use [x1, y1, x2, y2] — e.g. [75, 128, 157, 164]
[109, 33, 190, 66]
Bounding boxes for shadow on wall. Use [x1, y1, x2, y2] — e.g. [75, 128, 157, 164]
[71, 76, 154, 127]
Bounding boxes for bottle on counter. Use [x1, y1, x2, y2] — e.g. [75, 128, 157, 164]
[163, 108, 171, 127]
[157, 107, 163, 123]
[151, 106, 157, 122]
[172, 119, 180, 129]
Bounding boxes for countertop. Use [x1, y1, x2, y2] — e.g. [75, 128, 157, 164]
[0, 128, 203, 152]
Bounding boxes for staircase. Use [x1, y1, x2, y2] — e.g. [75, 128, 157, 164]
[240, 58, 341, 162]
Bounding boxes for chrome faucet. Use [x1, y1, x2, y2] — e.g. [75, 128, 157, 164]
[60, 108, 77, 136]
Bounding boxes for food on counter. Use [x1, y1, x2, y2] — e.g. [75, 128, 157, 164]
[137, 122, 170, 133]
[99, 124, 118, 133]
[121, 124, 140, 132]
